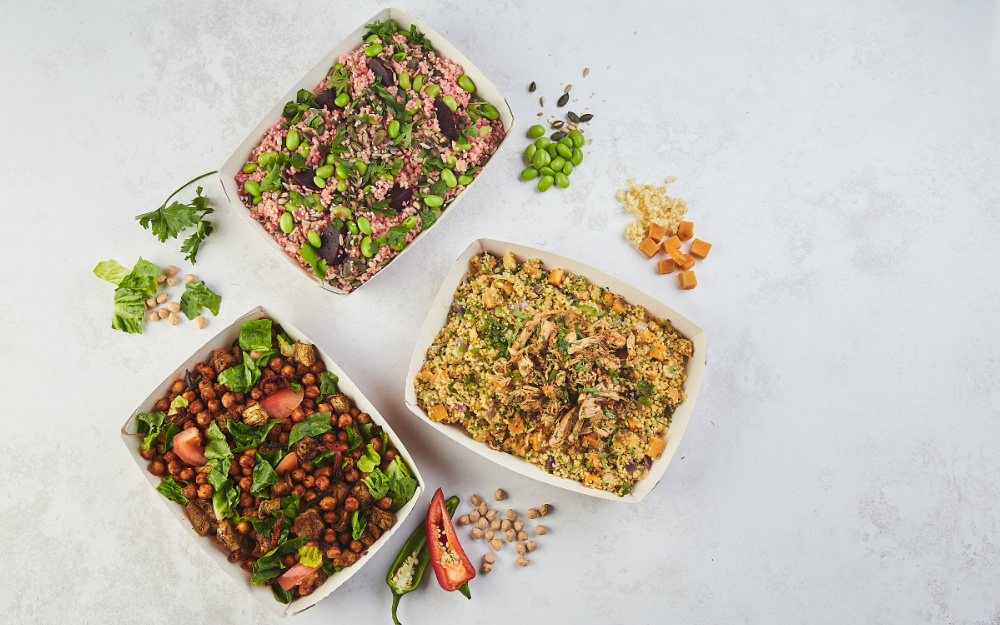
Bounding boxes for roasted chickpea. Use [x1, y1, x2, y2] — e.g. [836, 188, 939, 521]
[319, 496, 338, 511]
[338, 414, 353, 428]
[171, 380, 186, 394]
[296, 364, 309, 377]
[302, 475, 315, 489]
[350, 448, 362, 461]
[192, 411, 210, 428]
[356, 412, 372, 425]
[179, 468, 195, 481]
[239, 454, 255, 469]
[182, 483, 197, 500]
[235, 520, 250, 534]
[302, 398, 316, 411]
[239, 477, 252, 491]
[278, 432, 289, 445]
[336, 430, 348, 443]
[154, 398, 169, 411]
[317, 402, 332, 413]
[207, 399, 221, 413]
[262, 382, 278, 396]
[266, 427, 282, 443]
[323, 528, 338, 543]
[234, 392, 245, 403]
[290, 408, 305, 423]
[325, 545, 342, 560]
[344, 497, 359, 512]
[298, 584, 314, 597]
[344, 468, 360, 483]
[298, 372, 314, 386]
[239, 493, 253, 508]
[303, 490, 317, 502]
[349, 540, 363, 554]
[384, 449, 397, 462]
[188, 400, 204, 414]
[241, 466, 252, 477]
[262, 368, 277, 383]
[221, 392, 236, 409]
[182, 390, 196, 403]
[370, 438, 383, 453]
[341, 457, 354, 472]
[197, 484, 213, 499]
[315, 476, 330, 491]
[280, 365, 296, 379]
[315, 466, 332, 478]
[200, 388, 216, 402]
[140, 447, 157, 460]
[163, 451, 178, 463]
[291, 469, 306, 483]
[230, 460, 241, 476]
[148, 460, 166, 475]
[322, 432, 337, 446]
[195, 472, 208, 485]
[322, 511, 338, 524]
[292, 484, 306, 497]
[310, 362, 325, 374]
[269, 357, 284, 373]
[244, 448, 256, 458]
[337, 531, 351, 545]
[376, 497, 392, 510]
[213, 383, 227, 395]
[283, 554, 297, 567]
[247, 388, 262, 401]
[182, 419, 196, 430]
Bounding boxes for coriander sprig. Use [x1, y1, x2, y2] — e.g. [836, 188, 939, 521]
[135, 170, 217, 263]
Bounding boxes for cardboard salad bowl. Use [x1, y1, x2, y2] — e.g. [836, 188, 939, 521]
[404, 240, 707, 504]
[219, 7, 515, 295]
[121, 306, 425, 617]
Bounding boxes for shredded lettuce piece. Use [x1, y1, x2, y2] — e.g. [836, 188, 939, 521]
[93, 259, 130, 285]
[298, 546, 322, 568]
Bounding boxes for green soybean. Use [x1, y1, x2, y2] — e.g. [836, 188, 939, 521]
[258, 151, 277, 166]
[279, 212, 294, 233]
[326, 154, 337, 166]
[365, 43, 382, 56]
[570, 129, 585, 147]
[528, 125, 546, 138]
[242, 162, 258, 174]
[403, 215, 419, 229]
[355, 161, 368, 177]
[334, 205, 352, 219]
[335, 164, 348, 179]
[559, 136, 574, 147]
[537, 175, 554, 192]
[316, 164, 334, 179]
[562, 162, 574, 175]
[425, 83, 440, 98]
[538, 166, 555, 177]
[458, 175, 474, 185]
[300, 243, 318, 263]
[307, 231, 322, 247]
[313, 176, 326, 189]
[252, 195, 262, 205]
[546, 145, 557, 160]
[571, 148, 584, 166]
[534, 137, 551, 149]
[481, 103, 499, 120]
[413, 74, 424, 93]
[521, 167, 538, 180]
[442, 169, 458, 188]
[441, 95, 457, 113]
[286, 130, 300, 151]
[298, 144, 310, 158]
[360, 236, 374, 258]
[423, 194, 444, 208]
[357, 216, 372, 235]
[244, 180, 260, 196]
[550, 156, 566, 171]
[398, 71, 411, 90]
[347, 220, 359, 235]
[458, 75, 475, 93]
[337, 180, 347, 192]
[556, 144, 573, 159]
[531, 149, 550, 169]
[524, 144, 537, 164]
[555, 172, 570, 188]
[388, 120, 400, 138]
[334, 93, 350, 108]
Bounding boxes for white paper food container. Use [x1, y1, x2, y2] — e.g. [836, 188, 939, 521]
[404, 240, 707, 504]
[121, 306, 425, 617]
[219, 8, 515, 294]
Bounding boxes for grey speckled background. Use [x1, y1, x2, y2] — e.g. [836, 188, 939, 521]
[2, 0, 999, 623]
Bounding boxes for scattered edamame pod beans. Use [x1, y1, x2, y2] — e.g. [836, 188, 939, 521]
[458, 75, 475, 93]
[425, 83, 441, 98]
[357, 216, 372, 235]
[403, 215, 419, 229]
[413, 74, 424, 92]
[481, 103, 499, 120]
[528, 124, 546, 138]
[335, 164, 348, 179]
[531, 149, 550, 169]
[398, 71, 411, 90]
[313, 176, 326, 189]
[441, 95, 458, 113]
[524, 144, 537, 164]
[570, 129, 585, 147]
[423, 194, 444, 208]
[360, 236, 374, 258]
[538, 175, 554, 192]
[556, 143, 573, 159]
[355, 161, 368, 176]
[571, 148, 584, 166]
[307, 231, 322, 247]
[442, 169, 457, 188]
[326, 153, 337, 166]
[316, 164, 334, 179]
[365, 43, 382, 56]
[279, 212, 294, 233]
[521, 167, 538, 180]
[336, 179, 347, 192]
[335, 92, 350, 107]
[555, 172, 570, 188]
[252, 196, 262, 205]
[388, 120, 400, 138]
[347, 221, 359, 235]
[562, 162, 574, 175]
[457, 175, 474, 185]
[244, 180, 260, 196]
[258, 151, 277, 166]
[539, 166, 555, 177]
[559, 136, 573, 147]
[534, 136, 552, 149]
[242, 162, 257, 174]
[286, 130, 300, 151]
[550, 156, 566, 171]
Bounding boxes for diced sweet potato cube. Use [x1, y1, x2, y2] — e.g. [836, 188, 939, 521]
[548, 268, 565, 285]
[644, 437, 667, 459]
[418, 369, 433, 383]
[482, 287, 500, 308]
[657, 259, 676, 275]
[601, 292, 615, 307]
[638, 236, 659, 259]
[677, 221, 694, 241]
[678, 254, 696, 271]
[667, 245, 686, 265]
[508, 416, 525, 435]
[663, 235, 681, 251]
[429, 404, 448, 421]
[678, 270, 697, 290]
[648, 222, 667, 242]
[611, 299, 626, 314]
[638, 330, 655, 344]
[650, 343, 668, 361]
[666, 388, 680, 402]
[583, 474, 601, 488]
[523, 264, 537, 275]
[689, 238, 712, 259]
[581, 433, 600, 448]
[530, 431, 546, 451]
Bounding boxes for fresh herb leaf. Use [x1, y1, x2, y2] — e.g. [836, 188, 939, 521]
[327, 64, 349, 95]
[367, 198, 396, 215]
[288, 412, 332, 447]
[156, 475, 189, 505]
[419, 207, 440, 230]
[394, 122, 414, 149]
[318, 371, 339, 396]
[179, 219, 213, 264]
[385, 223, 411, 248]
[93, 260, 130, 285]
[428, 179, 448, 196]
[239, 319, 272, 351]
[136, 173, 216, 264]
[259, 159, 284, 192]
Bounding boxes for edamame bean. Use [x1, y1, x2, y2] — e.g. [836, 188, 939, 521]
[398, 71, 411, 90]
[570, 129, 585, 147]
[360, 236, 374, 258]
[534, 137, 551, 149]
[459, 75, 475, 93]
[550, 156, 566, 171]
[355, 161, 368, 177]
[326, 153, 337, 166]
[481, 103, 499, 120]
[559, 136, 573, 147]
[335, 93, 351, 108]
[442, 169, 457, 188]
[298, 144, 310, 158]
[316, 164, 334, 179]
[347, 221, 359, 235]
[403, 215, 419, 229]
[242, 162, 258, 174]
[555, 172, 570, 188]
[388, 120, 400, 138]
[413, 74, 424, 92]
[335, 164, 348, 179]
[521, 167, 538, 180]
[537, 175, 554, 192]
[441, 95, 457, 112]
[307, 231, 322, 247]
[244, 180, 260, 196]
[365, 43, 382, 56]
[258, 151, 277, 166]
[425, 83, 440, 98]
[313, 176, 326, 189]
[286, 130, 300, 151]
[458, 175, 474, 185]
[337, 179, 347, 192]
[571, 148, 584, 166]
[531, 149, 550, 169]
[252, 195, 262, 205]
[423, 194, 444, 208]
[562, 162, 574, 175]
[538, 166, 555, 177]
[300, 243, 318, 263]
[524, 144, 537, 164]
[556, 144, 573, 159]
[279, 212, 294, 233]
[357, 216, 372, 235]
[334, 205, 352, 219]
[528, 125, 546, 138]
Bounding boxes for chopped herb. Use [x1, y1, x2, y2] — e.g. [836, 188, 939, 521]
[135, 173, 217, 263]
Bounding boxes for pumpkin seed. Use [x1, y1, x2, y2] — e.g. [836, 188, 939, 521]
[373, 129, 387, 144]
[580, 113, 594, 122]
[550, 131, 568, 141]
[567, 111, 580, 123]
[557, 93, 569, 107]
[551, 120, 564, 128]
[529, 81, 536, 92]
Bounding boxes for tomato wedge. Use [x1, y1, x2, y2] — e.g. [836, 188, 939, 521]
[259, 388, 304, 420]
[276, 562, 321, 591]
[172, 427, 207, 466]
[426, 488, 475, 592]
[275, 452, 299, 476]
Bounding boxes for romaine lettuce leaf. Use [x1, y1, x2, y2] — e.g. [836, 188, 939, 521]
[362, 468, 390, 500]
[156, 475, 189, 505]
[207, 468, 239, 520]
[239, 319, 273, 351]
[351, 509, 370, 541]
[218, 363, 250, 393]
[111, 287, 146, 334]
[179, 280, 221, 320]
[385, 456, 418, 511]
[204, 421, 233, 470]
[288, 412, 332, 447]
[318, 371, 339, 396]
[298, 546, 322, 568]
[356, 443, 380, 473]
[250, 454, 279, 497]
[93, 259, 130, 285]
[227, 418, 280, 452]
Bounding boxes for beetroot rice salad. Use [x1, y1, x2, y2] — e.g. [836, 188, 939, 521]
[235, 19, 506, 292]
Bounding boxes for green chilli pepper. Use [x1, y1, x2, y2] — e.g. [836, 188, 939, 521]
[386, 495, 460, 625]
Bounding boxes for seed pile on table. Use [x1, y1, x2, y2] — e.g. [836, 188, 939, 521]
[521, 70, 595, 192]
[456, 489, 553, 571]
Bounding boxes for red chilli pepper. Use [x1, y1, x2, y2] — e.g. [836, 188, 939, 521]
[425, 488, 476, 594]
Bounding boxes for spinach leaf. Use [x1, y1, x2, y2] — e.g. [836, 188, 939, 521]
[428, 179, 448, 196]
[271, 585, 293, 604]
[345, 425, 363, 451]
[257, 448, 286, 468]
[252, 535, 309, 585]
[250, 454, 279, 497]
[227, 419, 280, 452]
[318, 371, 339, 396]
[218, 363, 250, 393]
[385, 456, 418, 510]
[356, 443, 380, 473]
[288, 412, 332, 447]
[280, 493, 301, 521]
[311, 448, 339, 466]
[156, 475, 189, 505]
[362, 468, 390, 500]
[179, 281, 221, 320]
[239, 319, 273, 351]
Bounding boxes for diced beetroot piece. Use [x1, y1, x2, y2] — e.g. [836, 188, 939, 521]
[434, 98, 458, 141]
[367, 58, 395, 88]
[317, 225, 344, 265]
[386, 184, 414, 212]
[292, 169, 321, 191]
[314, 89, 339, 110]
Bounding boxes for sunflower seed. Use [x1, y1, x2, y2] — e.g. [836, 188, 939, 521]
[540, 96, 546, 106]
[567, 111, 580, 123]
[557, 93, 569, 107]
[551, 120, 564, 128]
[564, 84, 573, 93]
[529, 81, 537, 92]
[580, 113, 594, 122]
[583, 67, 590, 77]
[550, 131, 568, 141]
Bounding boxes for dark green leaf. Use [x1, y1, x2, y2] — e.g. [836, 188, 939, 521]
[204, 421, 233, 470]
[419, 207, 440, 230]
[318, 371, 339, 396]
[226, 418, 280, 452]
[136, 201, 200, 242]
[179, 280, 222, 320]
[250, 454, 279, 497]
[345, 425, 363, 451]
[156, 475, 189, 505]
[362, 468, 390, 500]
[271, 585, 293, 604]
[218, 363, 250, 394]
[180, 220, 213, 264]
[351, 509, 370, 541]
[386, 456, 418, 510]
[288, 412, 332, 447]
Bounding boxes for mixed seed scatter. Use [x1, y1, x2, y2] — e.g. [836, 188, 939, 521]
[137, 318, 418, 604]
[235, 19, 505, 292]
[521, 73, 595, 192]
[414, 251, 693, 496]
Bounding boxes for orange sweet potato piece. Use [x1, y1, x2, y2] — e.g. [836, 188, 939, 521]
[678, 270, 697, 290]
[638, 236, 659, 259]
[667, 388, 680, 402]
[650, 343, 668, 361]
[667, 245, 686, 265]
[647, 222, 667, 242]
[548, 268, 565, 285]
[581, 433, 600, 448]
[644, 437, 667, 459]
[663, 235, 681, 251]
[429, 404, 448, 421]
[657, 259, 676, 275]
[677, 221, 694, 241]
[678, 254, 696, 271]
[583, 474, 601, 488]
[638, 330, 656, 344]
[689, 238, 712, 259]
[508, 416, 525, 435]
[611, 299, 626, 314]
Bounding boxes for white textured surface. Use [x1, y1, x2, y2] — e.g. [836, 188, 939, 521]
[2, 1, 999, 623]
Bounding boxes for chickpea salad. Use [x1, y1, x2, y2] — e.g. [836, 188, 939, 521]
[414, 251, 694, 496]
[235, 19, 505, 292]
[136, 317, 418, 604]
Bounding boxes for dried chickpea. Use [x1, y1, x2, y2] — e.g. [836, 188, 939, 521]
[195, 316, 207, 329]
[494, 488, 506, 501]
[490, 539, 502, 551]
[514, 520, 525, 532]
[471, 528, 484, 539]
[483, 553, 495, 564]
[458, 515, 470, 525]
[156, 292, 169, 304]
[518, 530, 529, 541]
[158, 308, 169, 320]
[526, 540, 538, 552]
[167, 276, 179, 287]
[539, 504, 552, 516]
[516, 556, 530, 567]
[156, 273, 166, 284]
[469, 510, 481, 523]
[500, 519, 512, 532]
[481, 562, 492, 574]
[168, 313, 180, 326]
[166, 302, 180, 313]
[506, 509, 518, 522]
[535, 525, 548, 535]
[149, 312, 160, 322]
[484, 530, 495, 541]
[477, 502, 488, 515]
[515, 542, 526, 556]
[477, 517, 488, 530]
[166, 265, 179, 276]
[490, 519, 501, 531]
[184, 274, 197, 283]
[486, 509, 499, 522]
[145, 297, 157, 309]
[470, 494, 483, 506]
[504, 529, 516, 542]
